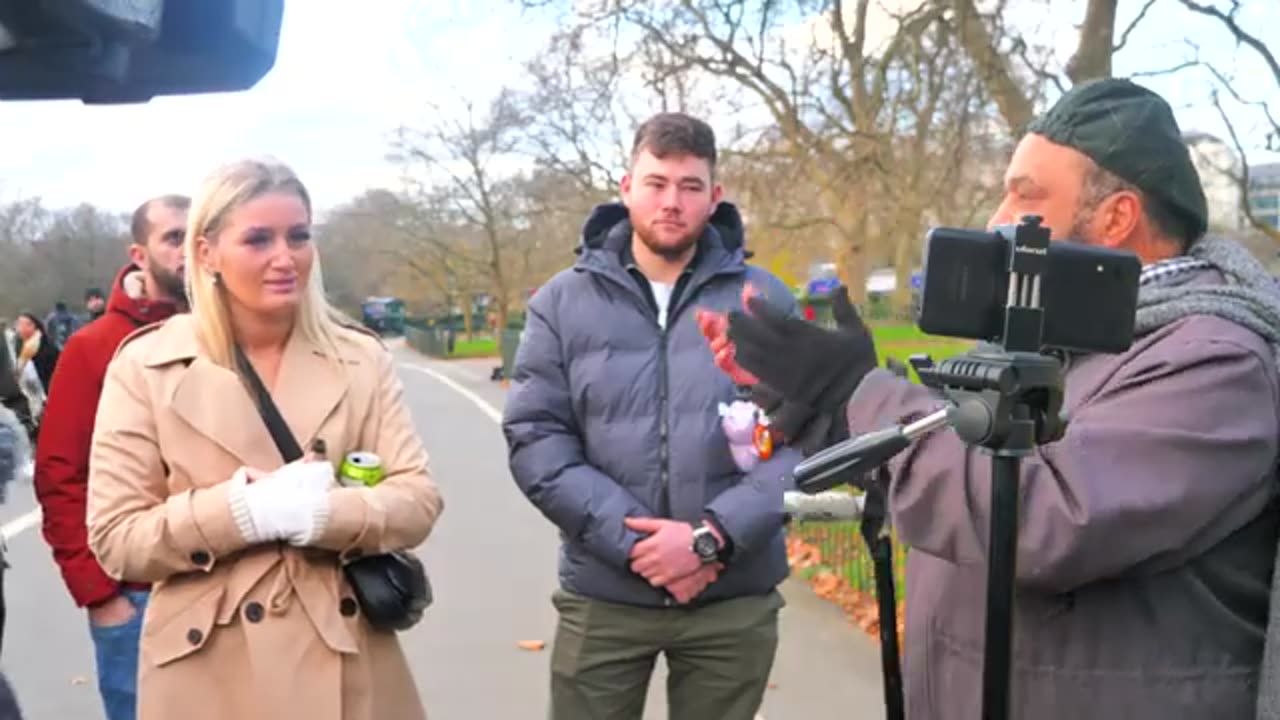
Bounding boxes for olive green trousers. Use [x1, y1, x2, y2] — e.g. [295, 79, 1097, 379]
[548, 588, 784, 720]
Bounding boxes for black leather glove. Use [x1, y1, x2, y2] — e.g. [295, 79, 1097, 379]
[728, 285, 878, 453]
[742, 382, 846, 456]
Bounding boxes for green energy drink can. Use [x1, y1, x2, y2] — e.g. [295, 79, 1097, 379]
[339, 451, 384, 488]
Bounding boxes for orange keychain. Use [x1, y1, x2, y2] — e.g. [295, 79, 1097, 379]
[752, 417, 777, 460]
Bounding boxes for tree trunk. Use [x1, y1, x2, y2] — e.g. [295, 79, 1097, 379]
[495, 296, 511, 358]
[1065, 0, 1118, 83]
[462, 298, 475, 343]
[890, 230, 916, 320]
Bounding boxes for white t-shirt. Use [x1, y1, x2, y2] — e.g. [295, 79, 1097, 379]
[650, 280, 675, 329]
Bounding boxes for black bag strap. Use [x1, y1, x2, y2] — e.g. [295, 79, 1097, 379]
[234, 345, 303, 463]
[860, 465, 905, 720]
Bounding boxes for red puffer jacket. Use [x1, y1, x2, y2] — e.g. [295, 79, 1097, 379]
[34, 264, 179, 607]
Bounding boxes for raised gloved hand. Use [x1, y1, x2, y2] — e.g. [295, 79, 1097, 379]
[726, 285, 879, 452]
[228, 460, 335, 546]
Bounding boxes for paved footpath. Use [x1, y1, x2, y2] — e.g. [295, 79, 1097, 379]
[0, 343, 886, 719]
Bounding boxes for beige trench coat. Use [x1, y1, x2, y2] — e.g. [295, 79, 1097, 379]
[86, 315, 443, 720]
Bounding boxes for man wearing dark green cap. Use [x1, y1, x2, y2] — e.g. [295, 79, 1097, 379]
[704, 77, 1280, 719]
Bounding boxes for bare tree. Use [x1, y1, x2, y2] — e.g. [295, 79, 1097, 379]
[1174, 0, 1279, 244]
[541, 0, 1011, 313]
[0, 201, 127, 317]
[389, 90, 532, 346]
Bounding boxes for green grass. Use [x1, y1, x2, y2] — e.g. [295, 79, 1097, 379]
[449, 337, 499, 359]
[871, 323, 973, 381]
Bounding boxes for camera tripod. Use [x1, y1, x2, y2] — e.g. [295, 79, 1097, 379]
[791, 215, 1072, 720]
[910, 348, 1066, 719]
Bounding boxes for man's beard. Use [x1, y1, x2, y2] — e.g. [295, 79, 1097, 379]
[1065, 202, 1104, 246]
[635, 217, 706, 261]
[149, 265, 186, 304]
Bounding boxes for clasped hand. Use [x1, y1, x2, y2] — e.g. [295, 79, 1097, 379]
[624, 517, 722, 605]
[235, 458, 334, 546]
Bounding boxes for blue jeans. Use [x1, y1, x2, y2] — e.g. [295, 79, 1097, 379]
[88, 590, 148, 720]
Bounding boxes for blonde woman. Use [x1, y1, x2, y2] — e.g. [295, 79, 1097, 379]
[86, 157, 443, 720]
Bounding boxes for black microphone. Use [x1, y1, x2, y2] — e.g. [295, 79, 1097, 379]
[792, 407, 951, 493]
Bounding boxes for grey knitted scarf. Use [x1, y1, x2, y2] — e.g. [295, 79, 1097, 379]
[1136, 237, 1280, 354]
[1143, 238, 1280, 720]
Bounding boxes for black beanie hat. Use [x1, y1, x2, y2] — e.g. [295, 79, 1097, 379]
[1027, 77, 1208, 241]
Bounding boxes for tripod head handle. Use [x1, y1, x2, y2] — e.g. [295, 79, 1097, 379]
[792, 408, 951, 493]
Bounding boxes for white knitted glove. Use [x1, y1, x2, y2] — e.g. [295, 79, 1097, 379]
[227, 461, 334, 546]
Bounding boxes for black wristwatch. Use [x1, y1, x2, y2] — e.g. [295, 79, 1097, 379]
[691, 525, 721, 565]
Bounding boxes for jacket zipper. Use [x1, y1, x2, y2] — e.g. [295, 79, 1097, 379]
[657, 318, 671, 517]
[583, 259, 740, 520]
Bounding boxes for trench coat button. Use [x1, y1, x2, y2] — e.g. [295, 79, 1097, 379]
[190, 550, 211, 566]
[339, 597, 358, 617]
[186, 628, 203, 645]
[244, 602, 264, 623]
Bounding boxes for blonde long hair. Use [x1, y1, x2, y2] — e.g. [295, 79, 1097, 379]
[184, 157, 349, 369]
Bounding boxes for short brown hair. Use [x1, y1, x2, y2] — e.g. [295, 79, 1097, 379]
[630, 112, 717, 172]
[130, 194, 191, 245]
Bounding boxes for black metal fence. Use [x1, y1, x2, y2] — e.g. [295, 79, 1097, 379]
[405, 327, 452, 358]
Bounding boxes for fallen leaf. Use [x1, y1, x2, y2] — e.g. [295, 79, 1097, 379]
[767, 682, 778, 690]
[517, 639, 546, 651]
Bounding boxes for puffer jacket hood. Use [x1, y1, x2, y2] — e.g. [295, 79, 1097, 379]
[504, 199, 800, 609]
[575, 200, 753, 258]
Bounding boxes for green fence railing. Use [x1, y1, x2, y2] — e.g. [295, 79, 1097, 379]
[406, 327, 452, 358]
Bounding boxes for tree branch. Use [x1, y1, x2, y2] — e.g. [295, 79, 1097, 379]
[1210, 89, 1280, 245]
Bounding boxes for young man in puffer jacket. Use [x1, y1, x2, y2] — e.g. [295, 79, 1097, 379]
[503, 112, 801, 720]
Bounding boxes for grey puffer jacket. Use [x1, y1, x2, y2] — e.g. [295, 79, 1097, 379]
[0, 404, 27, 505]
[503, 201, 802, 608]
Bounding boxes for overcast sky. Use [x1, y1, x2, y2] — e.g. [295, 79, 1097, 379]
[0, 0, 1274, 217]
[0, 1, 555, 215]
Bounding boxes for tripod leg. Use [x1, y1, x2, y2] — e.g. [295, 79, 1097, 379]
[860, 469, 905, 720]
[981, 454, 1020, 720]
[870, 539, 904, 720]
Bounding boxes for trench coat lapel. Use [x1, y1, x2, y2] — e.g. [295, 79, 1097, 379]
[271, 331, 351, 458]
[170, 356, 277, 469]
[158, 318, 352, 469]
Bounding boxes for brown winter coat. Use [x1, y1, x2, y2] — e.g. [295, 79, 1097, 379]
[847, 271, 1280, 719]
[86, 314, 443, 720]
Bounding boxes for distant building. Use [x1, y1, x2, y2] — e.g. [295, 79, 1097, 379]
[1184, 132, 1244, 232]
[1248, 162, 1280, 230]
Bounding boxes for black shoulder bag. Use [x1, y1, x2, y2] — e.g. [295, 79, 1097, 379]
[234, 345, 432, 632]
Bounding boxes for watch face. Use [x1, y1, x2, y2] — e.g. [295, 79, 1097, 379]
[693, 531, 718, 560]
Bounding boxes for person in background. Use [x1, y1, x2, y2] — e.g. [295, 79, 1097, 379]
[13, 312, 57, 394]
[86, 157, 442, 720]
[0, 402, 27, 719]
[45, 301, 78, 350]
[34, 194, 189, 720]
[84, 287, 106, 323]
[0, 322, 34, 442]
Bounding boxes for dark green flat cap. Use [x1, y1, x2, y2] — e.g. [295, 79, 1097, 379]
[1028, 77, 1208, 239]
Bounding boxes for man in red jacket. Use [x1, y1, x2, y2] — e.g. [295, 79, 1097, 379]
[34, 194, 188, 720]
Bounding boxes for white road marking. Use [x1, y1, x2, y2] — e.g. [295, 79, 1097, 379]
[2, 462, 39, 541]
[400, 363, 502, 424]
